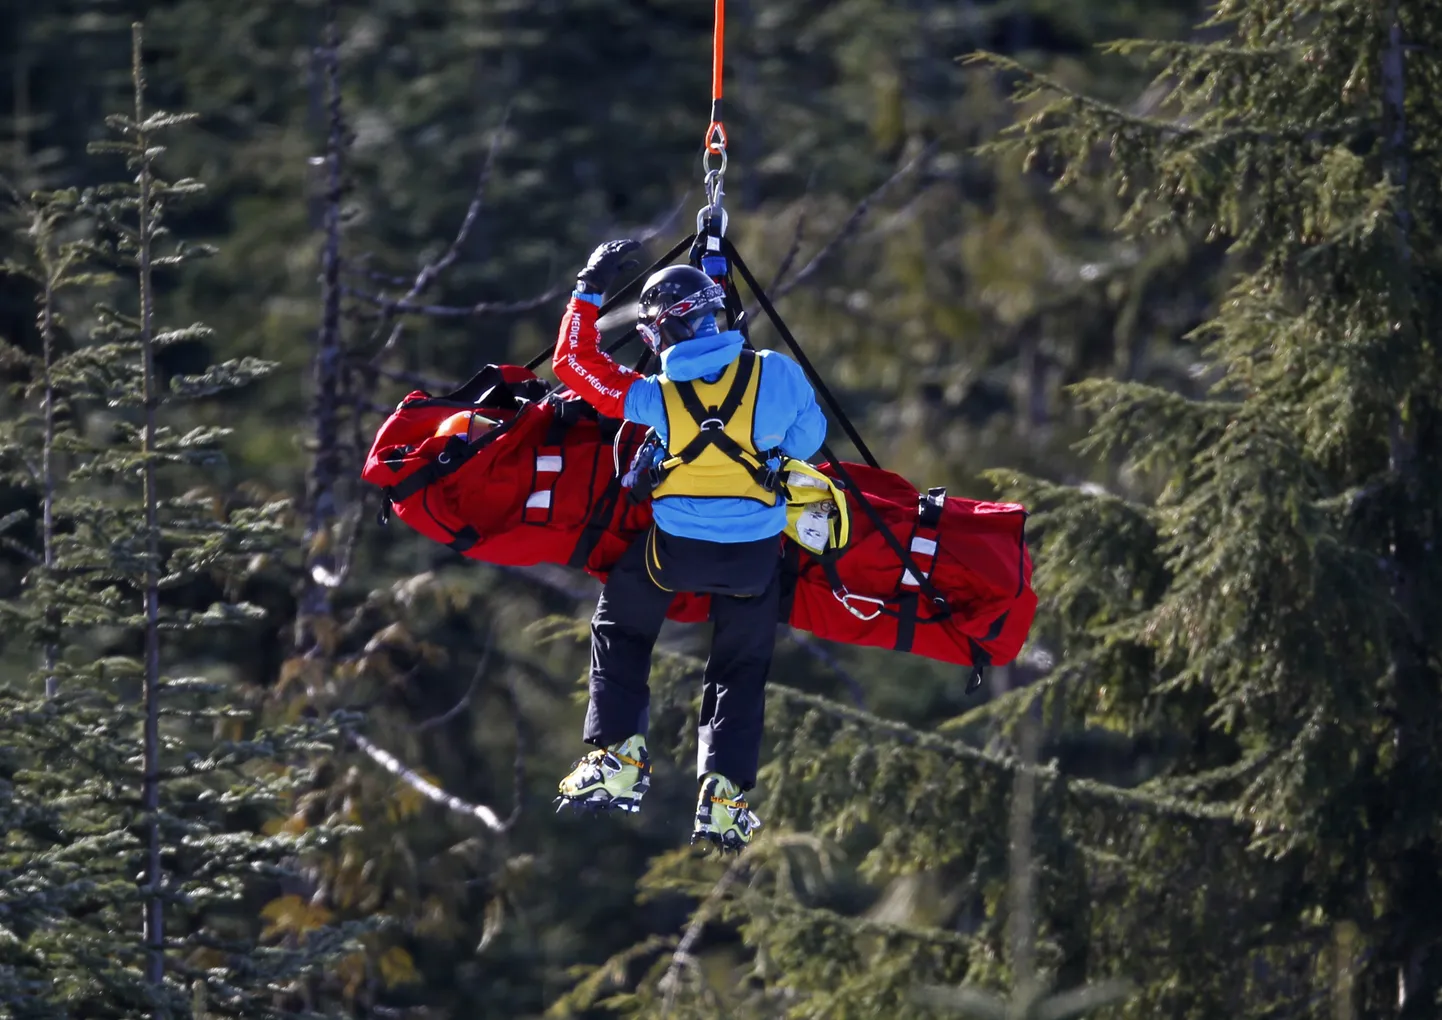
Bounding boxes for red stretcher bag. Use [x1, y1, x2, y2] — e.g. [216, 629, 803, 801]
[362, 365, 1035, 671]
[362, 365, 652, 572]
[785, 463, 1034, 671]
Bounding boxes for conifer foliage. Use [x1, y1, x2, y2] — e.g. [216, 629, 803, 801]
[553, 2, 1442, 1018]
[973, 0, 1442, 1015]
[0, 23, 363, 1019]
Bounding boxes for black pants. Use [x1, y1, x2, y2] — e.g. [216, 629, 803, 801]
[583, 526, 781, 791]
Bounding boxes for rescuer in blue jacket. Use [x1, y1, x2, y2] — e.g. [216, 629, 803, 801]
[551, 239, 826, 850]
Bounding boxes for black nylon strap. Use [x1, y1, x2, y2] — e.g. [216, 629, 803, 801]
[384, 405, 527, 504]
[893, 498, 931, 654]
[718, 238, 949, 615]
[449, 526, 481, 553]
[673, 348, 755, 427]
[895, 591, 920, 653]
[920, 487, 946, 528]
[819, 552, 899, 621]
[723, 239, 879, 470]
[569, 421, 644, 569]
[821, 456, 950, 617]
[967, 642, 990, 693]
[568, 465, 622, 569]
[543, 405, 572, 447]
[657, 352, 776, 491]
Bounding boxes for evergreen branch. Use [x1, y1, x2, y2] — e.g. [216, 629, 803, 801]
[1100, 38, 1299, 62]
[2, 536, 42, 564]
[658, 834, 829, 1016]
[1136, 748, 1274, 797]
[767, 683, 1241, 823]
[966, 52, 1200, 140]
[496, 563, 600, 601]
[759, 896, 977, 952]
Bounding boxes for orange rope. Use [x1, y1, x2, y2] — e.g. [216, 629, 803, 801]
[711, 0, 724, 102]
[705, 0, 728, 154]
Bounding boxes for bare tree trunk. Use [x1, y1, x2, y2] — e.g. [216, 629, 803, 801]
[1378, 7, 1438, 1018]
[132, 22, 166, 1001]
[40, 266, 58, 698]
[1009, 709, 1040, 1009]
[300, 0, 346, 628]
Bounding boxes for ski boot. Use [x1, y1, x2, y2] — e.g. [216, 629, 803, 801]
[691, 772, 761, 853]
[555, 734, 651, 814]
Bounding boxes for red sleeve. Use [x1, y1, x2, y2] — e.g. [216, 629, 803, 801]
[552, 297, 640, 420]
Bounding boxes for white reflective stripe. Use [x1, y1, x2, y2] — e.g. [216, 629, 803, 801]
[535, 455, 563, 473]
[525, 490, 552, 509]
[901, 536, 937, 588]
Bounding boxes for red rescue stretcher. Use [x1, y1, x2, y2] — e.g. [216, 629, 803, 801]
[362, 364, 1036, 674]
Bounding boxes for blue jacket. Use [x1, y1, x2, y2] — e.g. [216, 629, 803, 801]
[623, 330, 827, 542]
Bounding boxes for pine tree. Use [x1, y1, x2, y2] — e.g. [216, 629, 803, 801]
[967, 0, 1442, 1015]
[0, 23, 371, 1018]
[546, 4, 1442, 1013]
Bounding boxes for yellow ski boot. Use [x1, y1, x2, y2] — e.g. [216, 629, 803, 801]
[691, 772, 761, 853]
[555, 734, 651, 814]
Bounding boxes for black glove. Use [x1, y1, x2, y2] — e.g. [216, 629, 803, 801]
[576, 238, 642, 295]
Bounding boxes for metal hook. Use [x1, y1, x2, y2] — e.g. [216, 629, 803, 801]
[832, 587, 886, 622]
[695, 203, 729, 236]
[702, 143, 728, 179]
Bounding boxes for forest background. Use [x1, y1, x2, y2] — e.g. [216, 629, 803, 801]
[3, 0, 1440, 1018]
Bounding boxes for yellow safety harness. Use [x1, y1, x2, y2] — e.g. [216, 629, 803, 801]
[651, 349, 780, 505]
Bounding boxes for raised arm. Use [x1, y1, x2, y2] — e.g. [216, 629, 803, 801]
[551, 239, 645, 421]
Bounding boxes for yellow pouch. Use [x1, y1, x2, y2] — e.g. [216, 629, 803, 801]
[782, 459, 850, 555]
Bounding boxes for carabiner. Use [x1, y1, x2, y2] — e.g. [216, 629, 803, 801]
[695, 203, 729, 237]
[832, 587, 887, 622]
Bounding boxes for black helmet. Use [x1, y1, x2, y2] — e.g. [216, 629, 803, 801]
[637, 265, 726, 353]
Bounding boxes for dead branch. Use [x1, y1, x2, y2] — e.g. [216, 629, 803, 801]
[344, 283, 567, 319]
[769, 141, 937, 303]
[767, 206, 809, 294]
[348, 631, 526, 833]
[370, 105, 513, 365]
[414, 626, 494, 733]
[350, 358, 457, 395]
[638, 190, 694, 245]
[351, 728, 519, 834]
[658, 856, 747, 1015]
[783, 628, 865, 709]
